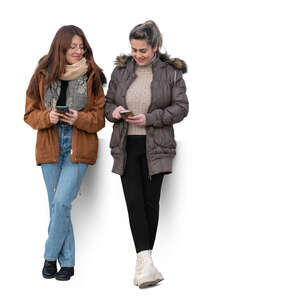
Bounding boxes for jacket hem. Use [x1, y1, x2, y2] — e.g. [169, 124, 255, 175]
[149, 156, 173, 176]
[36, 157, 96, 166]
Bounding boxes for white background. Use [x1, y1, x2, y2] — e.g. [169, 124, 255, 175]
[0, 0, 299, 299]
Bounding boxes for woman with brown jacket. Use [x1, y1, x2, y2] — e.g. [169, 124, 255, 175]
[105, 20, 188, 288]
[24, 25, 106, 281]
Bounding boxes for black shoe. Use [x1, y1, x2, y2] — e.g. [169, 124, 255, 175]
[42, 260, 57, 279]
[55, 267, 74, 281]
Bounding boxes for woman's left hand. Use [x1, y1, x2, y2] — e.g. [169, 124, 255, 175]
[60, 109, 78, 125]
[126, 114, 146, 126]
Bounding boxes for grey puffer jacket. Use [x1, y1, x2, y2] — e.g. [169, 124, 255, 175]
[105, 53, 189, 176]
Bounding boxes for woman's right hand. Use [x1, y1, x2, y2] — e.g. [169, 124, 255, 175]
[112, 106, 126, 120]
[49, 110, 64, 124]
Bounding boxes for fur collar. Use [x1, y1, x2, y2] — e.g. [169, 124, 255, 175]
[114, 53, 187, 73]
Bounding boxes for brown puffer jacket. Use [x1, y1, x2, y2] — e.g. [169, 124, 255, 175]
[105, 53, 189, 176]
[24, 69, 105, 165]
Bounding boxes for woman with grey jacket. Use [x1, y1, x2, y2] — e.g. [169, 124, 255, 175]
[105, 20, 188, 288]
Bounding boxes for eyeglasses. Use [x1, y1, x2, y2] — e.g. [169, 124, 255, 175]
[69, 45, 86, 53]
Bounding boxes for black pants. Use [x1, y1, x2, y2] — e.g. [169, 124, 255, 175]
[121, 135, 164, 253]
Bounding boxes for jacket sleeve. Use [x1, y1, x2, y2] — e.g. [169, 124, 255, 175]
[24, 75, 53, 130]
[104, 68, 122, 123]
[145, 70, 189, 128]
[73, 84, 105, 133]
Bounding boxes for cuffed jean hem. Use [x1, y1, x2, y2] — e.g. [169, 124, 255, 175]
[59, 262, 75, 267]
[45, 256, 75, 267]
[44, 256, 57, 261]
[58, 257, 75, 267]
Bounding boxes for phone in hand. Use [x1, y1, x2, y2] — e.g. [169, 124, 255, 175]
[56, 106, 69, 114]
[120, 110, 134, 120]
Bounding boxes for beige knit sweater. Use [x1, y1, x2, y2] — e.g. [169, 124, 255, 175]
[126, 63, 153, 135]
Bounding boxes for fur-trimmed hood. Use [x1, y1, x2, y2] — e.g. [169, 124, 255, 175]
[114, 53, 187, 74]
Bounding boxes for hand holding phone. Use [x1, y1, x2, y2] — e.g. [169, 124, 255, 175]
[125, 114, 146, 126]
[56, 106, 69, 114]
[59, 109, 78, 125]
[120, 110, 134, 120]
[49, 110, 63, 125]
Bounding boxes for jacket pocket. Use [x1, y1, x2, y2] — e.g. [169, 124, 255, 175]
[35, 129, 51, 161]
[153, 126, 176, 149]
[36, 129, 56, 161]
[109, 123, 122, 148]
[76, 131, 98, 161]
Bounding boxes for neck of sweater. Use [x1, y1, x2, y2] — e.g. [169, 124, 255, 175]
[134, 54, 158, 73]
[135, 63, 152, 73]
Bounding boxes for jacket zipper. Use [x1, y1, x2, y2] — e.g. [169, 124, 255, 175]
[146, 67, 156, 180]
[54, 125, 59, 163]
[122, 122, 128, 175]
[121, 73, 136, 176]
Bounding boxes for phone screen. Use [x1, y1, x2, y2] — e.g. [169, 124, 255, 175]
[56, 106, 69, 113]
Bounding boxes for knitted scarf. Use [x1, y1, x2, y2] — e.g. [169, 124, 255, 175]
[44, 58, 89, 111]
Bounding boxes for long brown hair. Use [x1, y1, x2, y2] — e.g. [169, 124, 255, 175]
[28, 25, 106, 98]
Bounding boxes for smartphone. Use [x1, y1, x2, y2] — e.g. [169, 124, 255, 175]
[56, 106, 69, 114]
[120, 110, 134, 120]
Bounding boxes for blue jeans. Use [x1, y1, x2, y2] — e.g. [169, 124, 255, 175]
[41, 123, 88, 267]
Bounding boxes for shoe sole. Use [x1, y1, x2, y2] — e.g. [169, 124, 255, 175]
[134, 278, 162, 286]
[138, 278, 163, 288]
[55, 274, 74, 281]
[55, 277, 71, 281]
[134, 274, 164, 286]
[42, 273, 57, 279]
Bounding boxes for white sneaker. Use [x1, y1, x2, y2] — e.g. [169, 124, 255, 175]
[134, 250, 154, 285]
[134, 250, 164, 288]
[133, 254, 142, 285]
